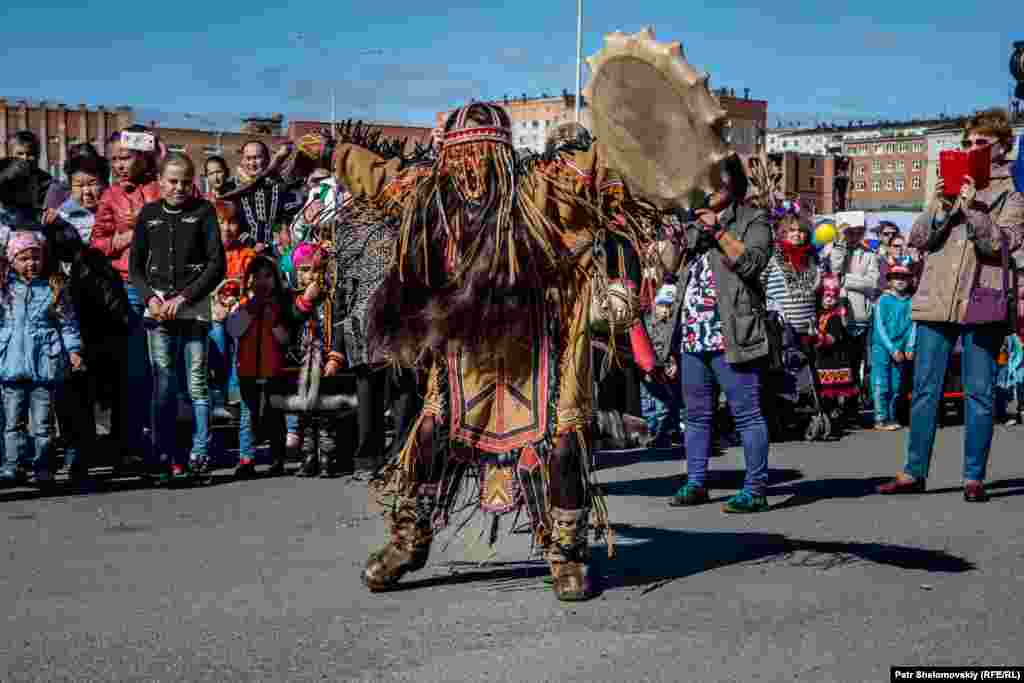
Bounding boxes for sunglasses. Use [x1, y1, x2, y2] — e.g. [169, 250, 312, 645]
[962, 138, 994, 149]
[882, 231, 898, 237]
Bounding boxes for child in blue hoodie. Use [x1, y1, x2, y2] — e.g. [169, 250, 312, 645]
[0, 231, 83, 485]
[871, 260, 917, 430]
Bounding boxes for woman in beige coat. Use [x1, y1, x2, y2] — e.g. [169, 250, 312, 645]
[877, 109, 1024, 502]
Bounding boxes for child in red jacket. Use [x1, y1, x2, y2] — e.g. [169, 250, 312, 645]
[227, 256, 318, 477]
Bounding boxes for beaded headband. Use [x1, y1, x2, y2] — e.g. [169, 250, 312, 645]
[443, 104, 513, 148]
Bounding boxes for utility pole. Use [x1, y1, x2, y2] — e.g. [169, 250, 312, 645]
[575, 0, 582, 124]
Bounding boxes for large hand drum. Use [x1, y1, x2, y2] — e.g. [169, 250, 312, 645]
[584, 27, 734, 210]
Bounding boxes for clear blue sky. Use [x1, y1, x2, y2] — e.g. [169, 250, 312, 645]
[3, 0, 1021, 131]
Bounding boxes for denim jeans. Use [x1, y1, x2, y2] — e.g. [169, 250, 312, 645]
[238, 379, 285, 462]
[642, 376, 685, 441]
[208, 321, 240, 406]
[124, 285, 152, 454]
[870, 345, 905, 424]
[904, 322, 1003, 482]
[2, 383, 54, 475]
[147, 321, 211, 465]
[680, 352, 770, 495]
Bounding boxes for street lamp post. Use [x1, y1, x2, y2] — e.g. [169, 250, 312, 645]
[575, 0, 582, 124]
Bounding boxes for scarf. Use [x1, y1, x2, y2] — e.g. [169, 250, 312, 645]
[780, 241, 813, 271]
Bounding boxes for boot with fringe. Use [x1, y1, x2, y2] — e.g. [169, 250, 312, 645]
[545, 506, 593, 602]
[363, 495, 434, 592]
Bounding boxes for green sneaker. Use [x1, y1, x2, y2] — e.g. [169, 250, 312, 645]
[669, 483, 710, 507]
[722, 491, 769, 513]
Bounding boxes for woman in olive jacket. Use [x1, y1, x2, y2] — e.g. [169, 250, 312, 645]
[659, 156, 776, 513]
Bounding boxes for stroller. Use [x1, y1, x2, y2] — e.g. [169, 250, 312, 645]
[764, 316, 834, 442]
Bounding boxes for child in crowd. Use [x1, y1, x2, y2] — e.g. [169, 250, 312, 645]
[642, 283, 683, 447]
[209, 201, 253, 415]
[227, 256, 315, 477]
[997, 269, 1024, 425]
[813, 275, 860, 421]
[272, 223, 301, 456]
[291, 241, 346, 477]
[0, 232, 83, 486]
[275, 223, 297, 287]
[870, 261, 917, 431]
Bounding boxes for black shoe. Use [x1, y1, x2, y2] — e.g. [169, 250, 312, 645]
[0, 467, 29, 487]
[266, 460, 286, 477]
[234, 460, 256, 478]
[296, 455, 319, 477]
[212, 406, 235, 423]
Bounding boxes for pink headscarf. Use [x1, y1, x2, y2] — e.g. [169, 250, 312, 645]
[292, 242, 327, 269]
[6, 231, 45, 262]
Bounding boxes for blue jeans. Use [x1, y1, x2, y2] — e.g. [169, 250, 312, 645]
[208, 321, 240, 405]
[238, 379, 285, 462]
[124, 285, 152, 454]
[904, 322, 1003, 482]
[681, 352, 770, 495]
[642, 376, 685, 441]
[2, 383, 54, 475]
[871, 345, 905, 424]
[147, 321, 211, 465]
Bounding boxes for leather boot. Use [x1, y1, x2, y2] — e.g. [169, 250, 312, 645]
[296, 419, 319, 477]
[545, 507, 593, 602]
[363, 495, 434, 592]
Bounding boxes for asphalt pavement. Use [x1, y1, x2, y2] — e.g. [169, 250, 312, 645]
[1, 422, 1023, 682]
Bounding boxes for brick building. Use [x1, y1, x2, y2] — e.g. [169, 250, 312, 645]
[0, 98, 134, 179]
[844, 134, 928, 211]
[148, 115, 289, 186]
[768, 152, 851, 215]
[714, 88, 768, 158]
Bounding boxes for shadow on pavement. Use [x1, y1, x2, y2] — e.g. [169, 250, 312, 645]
[385, 560, 550, 593]
[603, 468, 804, 498]
[765, 476, 893, 511]
[597, 523, 976, 596]
[983, 478, 1024, 499]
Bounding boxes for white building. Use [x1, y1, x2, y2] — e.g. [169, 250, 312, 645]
[767, 119, 962, 157]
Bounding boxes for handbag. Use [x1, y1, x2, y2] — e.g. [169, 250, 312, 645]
[962, 232, 1010, 326]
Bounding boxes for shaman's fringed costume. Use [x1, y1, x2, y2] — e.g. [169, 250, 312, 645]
[333, 106, 647, 601]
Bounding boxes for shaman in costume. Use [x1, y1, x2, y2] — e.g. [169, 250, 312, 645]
[333, 103, 657, 601]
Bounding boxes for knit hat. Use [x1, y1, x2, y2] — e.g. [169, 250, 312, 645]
[654, 284, 676, 306]
[888, 262, 913, 278]
[6, 230, 44, 262]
